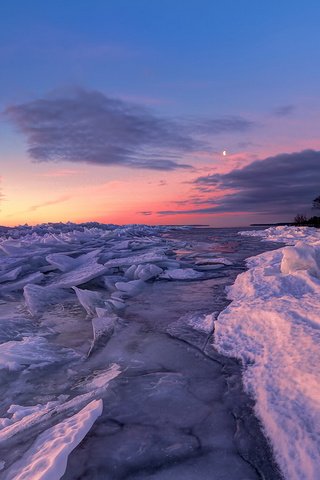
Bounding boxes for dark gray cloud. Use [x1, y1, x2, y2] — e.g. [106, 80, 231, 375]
[273, 105, 295, 117]
[137, 211, 152, 216]
[5, 88, 255, 171]
[158, 150, 320, 216]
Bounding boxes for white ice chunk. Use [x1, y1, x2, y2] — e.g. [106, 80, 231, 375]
[114, 279, 144, 297]
[45, 253, 77, 272]
[0, 272, 44, 293]
[0, 266, 22, 283]
[76, 363, 121, 391]
[187, 312, 215, 334]
[123, 264, 137, 280]
[0, 337, 79, 371]
[104, 250, 168, 269]
[5, 399, 103, 480]
[134, 263, 163, 281]
[72, 287, 105, 315]
[195, 257, 233, 266]
[281, 241, 320, 278]
[51, 259, 107, 288]
[160, 268, 203, 280]
[107, 297, 126, 311]
[24, 285, 70, 316]
[46, 250, 101, 273]
[87, 314, 119, 356]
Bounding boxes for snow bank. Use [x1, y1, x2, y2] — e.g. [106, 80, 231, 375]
[5, 399, 103, 480]
[215, 226, 320, 480]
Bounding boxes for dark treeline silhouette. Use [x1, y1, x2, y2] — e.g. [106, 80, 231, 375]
[294, 196, 320, 227]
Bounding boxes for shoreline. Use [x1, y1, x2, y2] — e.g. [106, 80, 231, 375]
[214, 226, 320, 480]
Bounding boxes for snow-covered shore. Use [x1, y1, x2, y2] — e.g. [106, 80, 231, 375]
[215, 226, 320, 480]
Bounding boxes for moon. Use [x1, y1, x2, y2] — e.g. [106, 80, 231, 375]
[222, 150, 227, 156]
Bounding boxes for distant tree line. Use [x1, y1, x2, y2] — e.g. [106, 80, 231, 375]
[294, 196, 320, 227]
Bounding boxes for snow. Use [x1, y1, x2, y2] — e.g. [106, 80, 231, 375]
[5, 399, 103, 480]
[215, 226, 320, 480]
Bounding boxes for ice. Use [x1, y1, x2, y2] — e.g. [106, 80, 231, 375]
[0, 317, 47, 343]
[107, 296, 126, 311]
[0, 272, 44, 293]
[0, 266, 22, 283]
[24, 285, 70, 316]
[160, 268, 203, 280]
[0, 402, 60, 430]
[5, 399, 103, 480]
[114, 279, 144, 297]
[77, 363, 121, 390]
[72, 286, 105, 315]
[195, 256, 233, 266]
[124, 263, 163, 281]
[215, 226, 320, 480]
[45, 253, 78, 272]
[104, 250, 168, 269]
[88, 314, 118, 356]
[46, 249, 101, 273]
[0, 337, 79, 371]
[51, 259, 107, 288]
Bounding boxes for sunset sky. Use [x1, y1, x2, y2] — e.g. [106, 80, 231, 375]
[1, 0, 320, 227]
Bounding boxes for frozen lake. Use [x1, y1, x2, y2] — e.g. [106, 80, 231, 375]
[0, 225, 283, 479]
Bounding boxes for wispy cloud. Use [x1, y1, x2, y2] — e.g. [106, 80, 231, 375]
[5, 88, 255, 171]
[158, 150, 320, 216]
[273, 105, 295, 117]
[27, 195, 71, 212]
[36, 169, 80, 177]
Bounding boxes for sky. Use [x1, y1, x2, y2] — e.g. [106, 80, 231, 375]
[0, 0, 320, 227]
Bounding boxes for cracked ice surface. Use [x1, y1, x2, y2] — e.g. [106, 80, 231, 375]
[0, 223, 283, 479]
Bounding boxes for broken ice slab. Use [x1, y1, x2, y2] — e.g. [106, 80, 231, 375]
[104, 250, 169, 269]
[159, 268, 203, 280]
[45, 249, 102, 273]
[50, 259, 108, 288]
[73, 287, 106, 315]
[24, 284, 71, 316]
[124, 263, 163, 281]
[114, 279, 145, 297]
[0, 336, 79, 371]
[0, 272, 45, 293]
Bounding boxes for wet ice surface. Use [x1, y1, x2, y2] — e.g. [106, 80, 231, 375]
[0, 224, 282, 479]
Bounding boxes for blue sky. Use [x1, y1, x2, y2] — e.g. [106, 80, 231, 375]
[1, 1, 320, 226]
